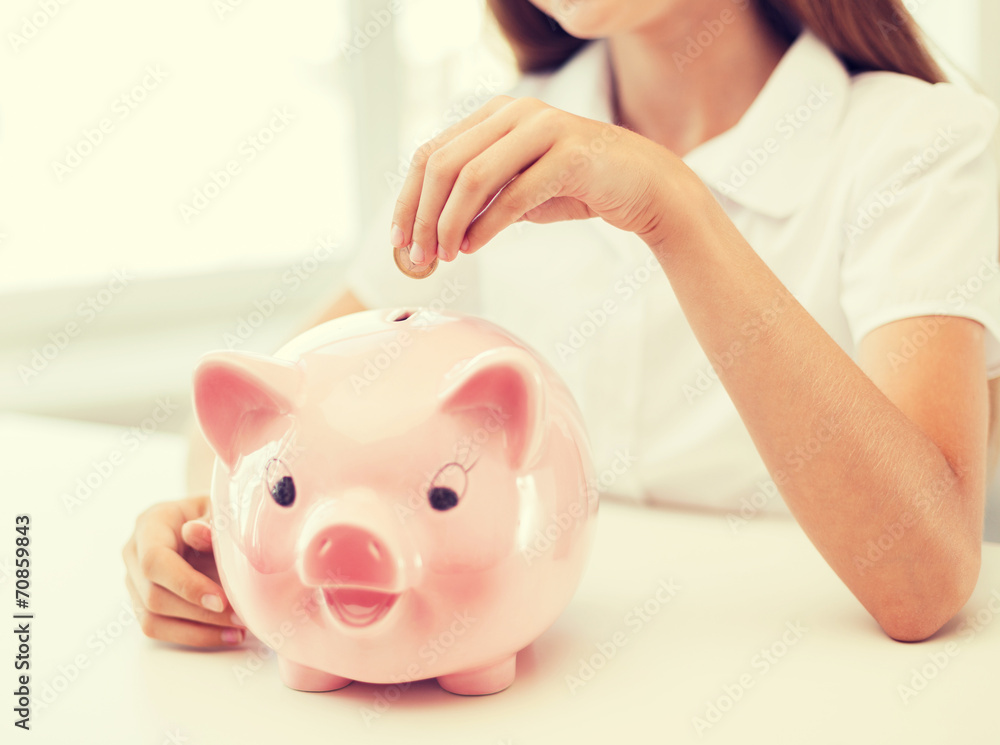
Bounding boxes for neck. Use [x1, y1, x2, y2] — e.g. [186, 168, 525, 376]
[606, 2, 790, 157]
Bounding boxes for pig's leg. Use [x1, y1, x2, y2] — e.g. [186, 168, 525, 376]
[277, 656, 352, 692]
[436, 655, 516, 695]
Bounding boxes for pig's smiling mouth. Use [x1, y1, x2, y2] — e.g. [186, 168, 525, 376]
[322, 587, 399, 628]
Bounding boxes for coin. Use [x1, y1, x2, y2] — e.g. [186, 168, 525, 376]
[394, 244, 438, 279]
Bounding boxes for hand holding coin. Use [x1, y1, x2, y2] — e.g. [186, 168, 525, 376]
[393, 243, 438, 279]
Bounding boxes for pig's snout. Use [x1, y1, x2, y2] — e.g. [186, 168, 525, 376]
[295, 497, 414, 629]
[300, 525, 402, 591]
[298, 523, 409, 629]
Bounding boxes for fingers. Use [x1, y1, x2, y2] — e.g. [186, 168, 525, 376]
[123, 537, 236, 625]
[181, 518, 212, 553]
[127, 573, 244, 648]
[462, 149, 580, 253]
[140, 543, 228, 614]
[522, 196, 597, 224]
[435, 122, 555, 261]
[124, 557, 234, 629]
[411, 105, 545, 262]
[125, 569, 241, 631]
[125, 501, 240, 639]
[391, 95, 514, 264]
[133, 505, 226, 609]
[124, 508, 246, 649]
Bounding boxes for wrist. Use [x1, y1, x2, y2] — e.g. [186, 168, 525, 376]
[638, 161, 721, 263]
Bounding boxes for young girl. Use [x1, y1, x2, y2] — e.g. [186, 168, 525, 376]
[124, 0, 1000, 647]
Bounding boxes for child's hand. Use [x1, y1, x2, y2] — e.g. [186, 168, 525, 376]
[391, 94, 699, 264]
[123, 495, 246, 647]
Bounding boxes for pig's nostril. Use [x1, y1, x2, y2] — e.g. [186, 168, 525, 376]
[390, 309, 413, 322]
[304, 527, 396, 589]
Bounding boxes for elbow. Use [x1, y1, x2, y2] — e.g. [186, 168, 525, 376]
[873, 544, 981, 643]
[880, 611, 957, 644]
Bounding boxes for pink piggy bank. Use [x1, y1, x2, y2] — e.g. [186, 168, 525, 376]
[192, 307, 598, 695]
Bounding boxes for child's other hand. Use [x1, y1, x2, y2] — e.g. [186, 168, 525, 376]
[123, 496, 246, 647]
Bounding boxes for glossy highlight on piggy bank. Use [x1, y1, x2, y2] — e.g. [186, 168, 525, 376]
[192, 308, 598, 695]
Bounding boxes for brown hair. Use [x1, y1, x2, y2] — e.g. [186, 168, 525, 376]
[485, 0, 946, 83]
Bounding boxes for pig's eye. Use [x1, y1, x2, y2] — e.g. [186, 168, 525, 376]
[265, 458, 296, 507]
[428, 462, 467, 511]
[428, 486, 458, 511]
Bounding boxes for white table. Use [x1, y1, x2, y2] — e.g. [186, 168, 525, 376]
[2, 412, 998, 744]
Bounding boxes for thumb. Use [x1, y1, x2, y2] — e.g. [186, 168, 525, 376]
[519, 196, 595, 225]
[181, 518, 213, 553]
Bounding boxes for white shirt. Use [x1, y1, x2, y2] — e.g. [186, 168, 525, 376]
[345, 31, 1000, 514]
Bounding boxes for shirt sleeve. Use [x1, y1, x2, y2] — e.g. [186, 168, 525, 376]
[838, 78, 1000, 377]
[342, 191, 481, 315]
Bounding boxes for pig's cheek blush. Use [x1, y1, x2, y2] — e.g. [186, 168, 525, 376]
[244, 488, 303, 574]
[227, 455, 301, 575]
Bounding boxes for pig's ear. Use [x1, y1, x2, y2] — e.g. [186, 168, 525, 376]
[438, 347, 546, 472]
[192, 352, 304, 470]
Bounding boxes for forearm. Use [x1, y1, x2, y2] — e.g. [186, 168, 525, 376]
[645, 181, 984, 640]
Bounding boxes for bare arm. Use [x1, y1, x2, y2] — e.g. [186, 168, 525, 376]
[648, 185, 988, 642]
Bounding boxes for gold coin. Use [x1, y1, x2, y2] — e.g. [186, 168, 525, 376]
[393, 243, 438, 279]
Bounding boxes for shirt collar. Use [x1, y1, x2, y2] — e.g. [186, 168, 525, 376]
[534, 30, 851, 219]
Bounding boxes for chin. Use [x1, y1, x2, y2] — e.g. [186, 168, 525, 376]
[532, 0, 629, 38]
[540, 0, 685, 39]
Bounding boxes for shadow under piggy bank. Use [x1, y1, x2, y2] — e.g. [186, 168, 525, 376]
[192, 307, 599, 695]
